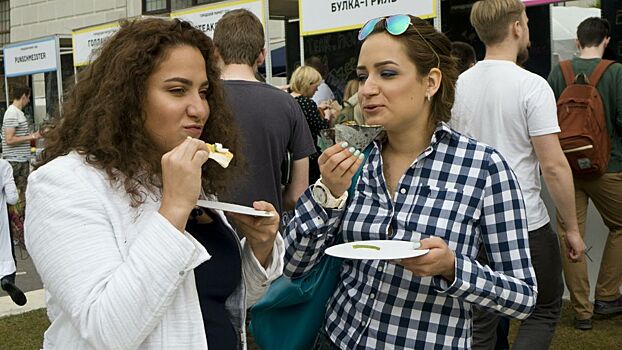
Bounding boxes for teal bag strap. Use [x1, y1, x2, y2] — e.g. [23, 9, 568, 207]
[348, 143, 374, 198]
[248, 142, 375, 350]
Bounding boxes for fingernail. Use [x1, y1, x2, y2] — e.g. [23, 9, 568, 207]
[353, 150, 361, 156]
[358, 153, 365, 159]
[340, 142, 348, 148]
[348, 147, 355, 153]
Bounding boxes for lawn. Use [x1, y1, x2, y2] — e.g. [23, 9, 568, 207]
[0, 302, 620, 349]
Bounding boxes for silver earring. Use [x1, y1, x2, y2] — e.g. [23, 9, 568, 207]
[426, 94, 431, 102]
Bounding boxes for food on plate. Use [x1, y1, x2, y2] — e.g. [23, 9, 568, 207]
[353, 244, 381, 251]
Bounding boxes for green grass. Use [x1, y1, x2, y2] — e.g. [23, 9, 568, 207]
[0, 308, 49, 350]
[0, 302, 620, 349]
[510, 302, 622, 350]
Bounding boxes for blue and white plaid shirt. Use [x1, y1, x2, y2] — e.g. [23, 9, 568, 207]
[284, 123, 537, 349]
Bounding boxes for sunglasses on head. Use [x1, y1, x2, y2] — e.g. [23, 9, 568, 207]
[358, 14, 440, 68]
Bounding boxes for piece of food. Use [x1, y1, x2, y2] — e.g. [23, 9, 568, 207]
[335, 124, 384, 150]
[206, 143, 234, 168]
[352, 244, 381, 251]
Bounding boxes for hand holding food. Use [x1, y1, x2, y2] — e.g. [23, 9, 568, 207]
[159, 137, 210, 231]
[317, 142, 365, 197]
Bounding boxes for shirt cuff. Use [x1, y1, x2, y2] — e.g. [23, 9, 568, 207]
[241, 233, 285, 286]
[137, 211, 211, 277]
[431, 253, 465, 296]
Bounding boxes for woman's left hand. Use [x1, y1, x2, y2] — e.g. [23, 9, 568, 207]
[228, 201, 280, 268]
[398, 237, 456, 282]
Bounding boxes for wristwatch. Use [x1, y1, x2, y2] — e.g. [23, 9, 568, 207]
[311, 178, 348, 209]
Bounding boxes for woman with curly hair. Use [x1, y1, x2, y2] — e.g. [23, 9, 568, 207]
[25, 18, 283, 350]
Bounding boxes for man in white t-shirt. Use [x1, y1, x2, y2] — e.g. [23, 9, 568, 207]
[451, 1, 585, 349]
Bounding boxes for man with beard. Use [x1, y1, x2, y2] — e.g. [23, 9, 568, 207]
[451, 1, 585, 349]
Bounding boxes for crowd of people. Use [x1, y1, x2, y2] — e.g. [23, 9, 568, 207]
[0, 0, 618, 349]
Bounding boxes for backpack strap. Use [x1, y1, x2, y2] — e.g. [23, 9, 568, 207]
[560, 60, 575, 87]
[588, 59, 615, 87]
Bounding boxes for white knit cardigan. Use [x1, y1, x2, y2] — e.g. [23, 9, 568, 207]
[25, 152, 284, 350]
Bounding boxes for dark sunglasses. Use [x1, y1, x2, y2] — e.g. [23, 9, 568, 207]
[358, 14, 440, 68]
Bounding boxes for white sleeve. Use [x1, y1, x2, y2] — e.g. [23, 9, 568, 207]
[1, 162, 18, 205]
[25, 164, 209, 350]
[312, 83, 335, 104]
[240, 234, 285, 307]
[525, 76, 561, 137]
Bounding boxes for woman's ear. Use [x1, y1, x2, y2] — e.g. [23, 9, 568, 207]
[426, 68, 442, 98]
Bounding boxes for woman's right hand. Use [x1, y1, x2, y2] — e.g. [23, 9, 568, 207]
[317, 142, 365, 197]
[159, 137, 210, 231]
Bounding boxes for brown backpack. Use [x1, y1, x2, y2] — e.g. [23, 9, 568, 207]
[557, 59, 613, 178]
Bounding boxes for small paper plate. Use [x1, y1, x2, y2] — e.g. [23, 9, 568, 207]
[325, 240, 430, 260]
[196, 200, 275, 217]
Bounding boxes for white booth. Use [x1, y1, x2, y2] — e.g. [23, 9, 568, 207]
[171, 0, 275, 83]
[297, 0, 439, 100]
[2, 34, 72, 126]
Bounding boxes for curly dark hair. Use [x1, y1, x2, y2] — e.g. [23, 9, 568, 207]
[37, 18, 241, 206]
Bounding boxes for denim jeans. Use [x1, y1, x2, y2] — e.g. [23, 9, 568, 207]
[312, 327, 341, 350]
[472, 223, 563, 350]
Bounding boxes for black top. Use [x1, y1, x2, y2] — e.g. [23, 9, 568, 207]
[294, 95, 330, 183]
[186, 210, 242, 350]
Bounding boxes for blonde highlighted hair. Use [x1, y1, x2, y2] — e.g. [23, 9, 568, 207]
[470, 0, 525, 46]
[343, 79, 359, 101]
[289, 65, 322, 96]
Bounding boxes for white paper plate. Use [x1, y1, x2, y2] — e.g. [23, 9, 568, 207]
[325, 240, 430, 260]
[196, 200, 275, 217]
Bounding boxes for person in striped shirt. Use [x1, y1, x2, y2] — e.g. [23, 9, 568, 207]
[1, 84, 40, 248]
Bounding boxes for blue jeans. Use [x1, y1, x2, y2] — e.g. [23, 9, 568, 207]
[312, 327, 341, 350]
[472, 223, 563, 350]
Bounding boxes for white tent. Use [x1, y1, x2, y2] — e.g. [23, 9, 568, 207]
[551, 6, 601, 63]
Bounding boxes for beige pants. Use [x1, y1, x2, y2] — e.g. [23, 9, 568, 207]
[557, 172, 622, 320]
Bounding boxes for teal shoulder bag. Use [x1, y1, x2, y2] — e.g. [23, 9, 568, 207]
[249, 145, 372, 350]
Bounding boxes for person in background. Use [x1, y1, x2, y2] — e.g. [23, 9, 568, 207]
[451, 41, 477, 74]
[285, 14, 537, 349]
[289, 65, 330, 184]
[335, 78, 365, 125]
[305, 56, 336, 106]
[451, 1, 586, 348]
[213, 9, 315, 214]
[0, 158, 25, 306]
[547, 17, 622, 331]
[1, 84, 41, 248]
[25, 18, 284, 350]
[342, 78, 359, 101]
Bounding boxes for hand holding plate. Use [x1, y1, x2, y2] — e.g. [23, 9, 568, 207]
[228, 201, 280, 268]
[398, 237, 455, 282]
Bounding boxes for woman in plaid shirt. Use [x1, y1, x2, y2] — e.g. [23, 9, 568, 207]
[284, 15, 537, 349]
